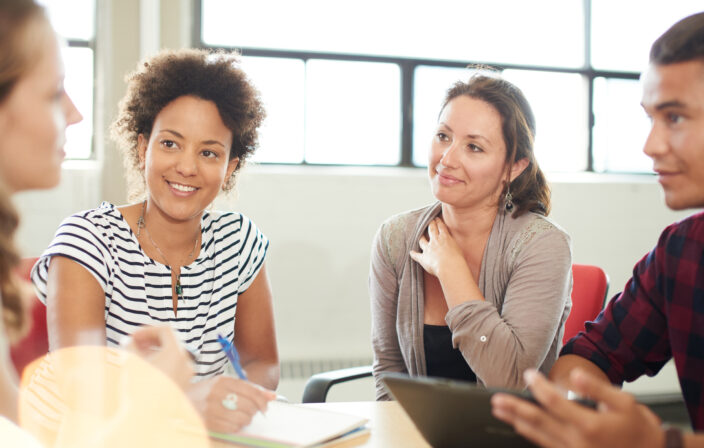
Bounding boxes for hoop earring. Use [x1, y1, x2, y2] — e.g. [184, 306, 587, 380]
[504, 186, 514, 213]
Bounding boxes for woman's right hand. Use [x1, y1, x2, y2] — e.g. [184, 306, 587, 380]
[185, 376, 276, 433]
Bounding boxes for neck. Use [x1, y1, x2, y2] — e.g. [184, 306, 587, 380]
[440, 202, 498, 243]
[142, 201, 202, 255]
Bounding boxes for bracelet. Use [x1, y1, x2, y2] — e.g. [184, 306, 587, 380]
[663, 425, 684, 448]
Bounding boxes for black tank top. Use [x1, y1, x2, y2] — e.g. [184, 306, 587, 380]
[423, 324, 477, 383]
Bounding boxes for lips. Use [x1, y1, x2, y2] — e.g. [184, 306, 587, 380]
[167, 180, 198, 193]
[436, 170, 464, 185]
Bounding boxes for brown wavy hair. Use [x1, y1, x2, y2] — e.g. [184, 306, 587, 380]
[441, 74, 551, 217]
[111, 48, 266, 200]
[0, 0, 47, 338]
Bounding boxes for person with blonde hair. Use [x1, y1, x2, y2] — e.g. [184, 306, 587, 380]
[0, 0, 199, 437]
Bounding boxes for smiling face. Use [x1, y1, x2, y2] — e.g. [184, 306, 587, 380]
[429, 95, 517, 211]
[0, 20, 82, 192]
[138, 95, 238, 223]
[641, 60, 704, 210]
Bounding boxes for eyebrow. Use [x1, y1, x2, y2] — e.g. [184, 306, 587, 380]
[438, 122, 492, 145]
[655, 100, 687, 110]
[160, 129, 226, 147]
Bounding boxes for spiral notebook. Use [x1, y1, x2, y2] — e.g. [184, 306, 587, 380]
[210, 401, 369, 448]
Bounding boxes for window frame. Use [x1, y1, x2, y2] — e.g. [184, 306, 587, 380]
[194, 0, 642, 172]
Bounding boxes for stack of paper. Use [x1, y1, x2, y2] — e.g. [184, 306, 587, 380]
[210, 401, 369, 447]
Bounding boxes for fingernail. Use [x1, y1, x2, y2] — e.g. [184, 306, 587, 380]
[524, 369, 537, 385]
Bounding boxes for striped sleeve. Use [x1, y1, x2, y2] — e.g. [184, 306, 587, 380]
[31, 213, 112, 304]
[235, 214, 269, 294]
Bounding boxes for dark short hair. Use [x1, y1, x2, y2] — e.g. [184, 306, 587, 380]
[441, 74, 550, 217]
[112, 48, 265, 198]
[650, 12, 704, 65]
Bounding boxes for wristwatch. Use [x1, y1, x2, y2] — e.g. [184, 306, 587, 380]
[663, 426, 684, 448]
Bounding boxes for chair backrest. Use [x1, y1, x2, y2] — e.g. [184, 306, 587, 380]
[563, 264, 609, 345]
[9, 257, 48, 376]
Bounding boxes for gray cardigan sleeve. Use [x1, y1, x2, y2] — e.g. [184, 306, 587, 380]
[369, 222, 406, 401]
[445, 227, 572, 389]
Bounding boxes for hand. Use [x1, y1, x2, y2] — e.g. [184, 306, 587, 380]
[409, 217, 467, 279]
[122, 325, 194, 389]
[185, 375, 276, 433]
[491, 369, 665, 448]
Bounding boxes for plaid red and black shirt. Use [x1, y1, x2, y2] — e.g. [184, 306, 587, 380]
[562, 211, 704, 430]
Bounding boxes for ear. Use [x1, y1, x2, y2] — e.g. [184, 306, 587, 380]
[509, 157, 529, 182]
[137, 134, 148, 170]
[223, 157, 240, 189]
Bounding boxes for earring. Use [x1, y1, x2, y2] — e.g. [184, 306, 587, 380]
[504, 187, 514, 213]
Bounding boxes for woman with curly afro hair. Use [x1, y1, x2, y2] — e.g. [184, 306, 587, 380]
[31, 48, 279, 433]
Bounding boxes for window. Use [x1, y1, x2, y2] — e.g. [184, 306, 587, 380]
[199, 0, 702, 172]
[39, 0, 95, 160]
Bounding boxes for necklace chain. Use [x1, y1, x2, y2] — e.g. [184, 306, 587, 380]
[136, 201, 200, 301]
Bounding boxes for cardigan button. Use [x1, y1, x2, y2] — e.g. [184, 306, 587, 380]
[480, 335, 487, 342]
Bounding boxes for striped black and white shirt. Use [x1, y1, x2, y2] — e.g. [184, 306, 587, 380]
[31, 202, 268, 379]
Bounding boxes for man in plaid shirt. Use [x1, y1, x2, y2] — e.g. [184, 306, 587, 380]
[492, 12, 704, 448]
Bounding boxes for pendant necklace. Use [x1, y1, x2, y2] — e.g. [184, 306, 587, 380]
[136, 201, 200, 308]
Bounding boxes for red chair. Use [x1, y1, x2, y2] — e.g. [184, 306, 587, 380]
[9, 257, 48, 376]
[563, 264, 609, 345]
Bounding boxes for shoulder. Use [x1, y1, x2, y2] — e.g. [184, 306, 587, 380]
[653, 211, 704, 258]
[203, 210, 267, 246]
[378, 203, 438, 240]
[58, 202, 125, 234]
[506, 212, 571, 262]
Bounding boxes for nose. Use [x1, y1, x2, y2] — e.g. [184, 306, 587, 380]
[175, 149, 198, 177]
[643, 121, 668, 161]
[439, 140, 460, 168]
[63, 91, 82, 126]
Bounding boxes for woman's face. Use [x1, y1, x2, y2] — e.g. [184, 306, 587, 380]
[428, 95, 509, 211]
[0, 26, 82, 192]
[138, 95, 238, 223]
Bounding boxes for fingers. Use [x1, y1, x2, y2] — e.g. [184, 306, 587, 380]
[418, 235, 428, 251]
[568, 368, 633, 413]
[491, 393, 565, 448]
[128, 325, 178, 354]
[193, 376, 276, 433]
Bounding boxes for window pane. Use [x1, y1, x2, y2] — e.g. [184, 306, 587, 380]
[413, 66, 477, 167]
[592, 78, 652, 173]
[202, 0, 583, 68]
[39, 0, 95, 41]
[305, 60, 400, 165]
[62, 47, 93, 160]
[502, 70, 588, 172]
[591, 0, 702, 72]
[241, 57, 305, 164]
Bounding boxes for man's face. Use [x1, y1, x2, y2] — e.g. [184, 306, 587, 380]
[641, 60, 704, 210]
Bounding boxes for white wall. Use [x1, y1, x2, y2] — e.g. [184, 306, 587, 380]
[12, 0, 692, 402]
[13, 165, 694, 401]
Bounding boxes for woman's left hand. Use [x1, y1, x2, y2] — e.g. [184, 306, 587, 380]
[410, 217, 467, 279]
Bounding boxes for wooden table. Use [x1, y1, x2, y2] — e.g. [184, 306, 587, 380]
[211, 401, 430, 447]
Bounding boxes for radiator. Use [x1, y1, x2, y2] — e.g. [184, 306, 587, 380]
[279, 358, 373, 380]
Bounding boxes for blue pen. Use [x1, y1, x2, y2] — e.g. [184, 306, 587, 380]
[216, 333, 248, 381]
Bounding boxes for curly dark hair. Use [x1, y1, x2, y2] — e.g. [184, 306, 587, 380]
[112, 48, 265, 199]
[442, 74, 550, 217]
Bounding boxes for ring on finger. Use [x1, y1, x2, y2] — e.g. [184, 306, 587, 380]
[221, 392, 238, 411]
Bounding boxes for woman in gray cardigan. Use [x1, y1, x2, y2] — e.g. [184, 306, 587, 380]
[370, 74, 572, 400]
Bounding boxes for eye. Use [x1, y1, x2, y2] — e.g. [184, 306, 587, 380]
[201, 149, 218, 158]
[436, 132, 450, 142]
[468, 143, 483, 152]
[160, 139, 177, 149]
[666, 112, 683, 124]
